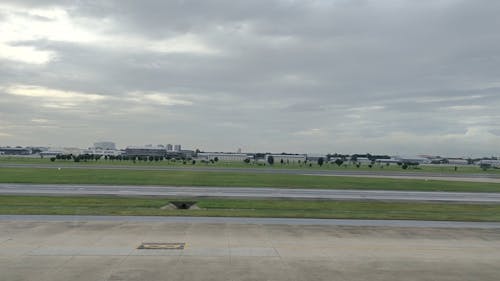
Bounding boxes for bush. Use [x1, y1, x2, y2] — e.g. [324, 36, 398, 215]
[267, 156, 274, 165]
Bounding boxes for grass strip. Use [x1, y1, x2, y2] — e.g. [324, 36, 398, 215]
[0, 167, 499, 192]
[1, 156, 498, 174]
[0, 195, 499, 222]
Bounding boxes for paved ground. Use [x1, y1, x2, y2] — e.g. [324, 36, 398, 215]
[2, 183, 500, 203]
[3, 215, 500, 228]
[2, 163, 500, 183]
[1, 217, 499, 281]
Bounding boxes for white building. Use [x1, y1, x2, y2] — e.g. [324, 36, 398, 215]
[306, 154, 327, 161]
[478, 159, 500, 168]
[82, 148, 123, 156]
[266, 154, 307, 163]
[40, 147, 82, 157]
[355, 157, 372, 164]
[174, 144, 181, 152]
[197, 152, 250, 162]
[375, 158, 400, 164]
[394, 156, 431, 164]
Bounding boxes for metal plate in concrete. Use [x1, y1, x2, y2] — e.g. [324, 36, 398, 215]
[137, 242, 185, 250]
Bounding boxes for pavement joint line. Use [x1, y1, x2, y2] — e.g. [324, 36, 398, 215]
[2, 215, 500, 228]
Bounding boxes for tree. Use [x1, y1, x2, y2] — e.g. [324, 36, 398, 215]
[267, 155, 274, 165]
[192, 160, 196, 165]
[280, 159, 284, 165]
[350, 155, 357, 163]
[50, 157, 56, 162]
[402, 163, 409, 169]
[317, 157, 324, 166]
[243, 158, 250, 164]
[334, 159, 343, 167]
[480, 163, 491, 171]
[214, 157, 219, 162]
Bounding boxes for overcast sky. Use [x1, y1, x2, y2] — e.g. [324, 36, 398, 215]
[0, 0, 499, 156]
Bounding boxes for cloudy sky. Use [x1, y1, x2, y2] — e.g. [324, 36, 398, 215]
[0, 0, 499, 156]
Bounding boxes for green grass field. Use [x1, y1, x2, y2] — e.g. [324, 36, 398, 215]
[1, 195, 499, 221]
[1, 156, 497, 174]
[1, 167, 499, 192]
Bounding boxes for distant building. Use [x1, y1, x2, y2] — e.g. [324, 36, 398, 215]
[82, 148, 123, 156]
[0, 147, 32, 155]
[355, 157, 372, 164]
[197, 152, 251, 162]
[39, 149, 65, 157]
[40, 147, 82, 157]
[478, 159, 500, 168]
[166, 144, 173, 151]
[93, 141, 116, 150]
[393, 156, 430, 164]
[179, 150, 195, 159]
[447, 158, 469, 165]
[375, 158, 400, 164]
[266, 154, 306, 163]
[125, 146, 166, 157]
[306, 154, 328, 162]
[174, 144, 181, 152]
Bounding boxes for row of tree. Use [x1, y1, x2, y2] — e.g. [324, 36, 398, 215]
[50, 154, 192, 163]
[258, 156, 417, 169]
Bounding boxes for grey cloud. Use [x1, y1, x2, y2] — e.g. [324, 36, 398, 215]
[0, 0, 499, 156]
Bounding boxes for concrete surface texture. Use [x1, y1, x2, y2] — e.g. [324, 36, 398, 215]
[3, 215, 500, 228]
[1, 219, 499, 281]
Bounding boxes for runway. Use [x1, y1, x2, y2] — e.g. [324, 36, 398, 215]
[1, 183, 500, 203]
[2, 163, 500, 183]
[1, 217, 499, 281]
